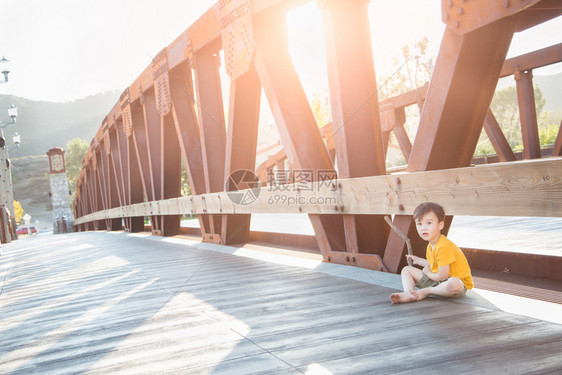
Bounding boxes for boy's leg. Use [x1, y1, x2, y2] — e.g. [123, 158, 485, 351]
[389, 266, 424, 304]
[411, 277, 465, 301]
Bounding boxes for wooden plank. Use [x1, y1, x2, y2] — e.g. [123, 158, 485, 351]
[2, 232, 560, 375]
[74, 157, 562, 225]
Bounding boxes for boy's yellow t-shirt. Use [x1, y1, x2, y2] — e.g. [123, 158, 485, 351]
[427, 235, 474, 289]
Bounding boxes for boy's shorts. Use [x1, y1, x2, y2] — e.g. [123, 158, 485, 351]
[415, 274, 467, 298]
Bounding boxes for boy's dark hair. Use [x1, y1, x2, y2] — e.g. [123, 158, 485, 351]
[413, 202, 445, 222]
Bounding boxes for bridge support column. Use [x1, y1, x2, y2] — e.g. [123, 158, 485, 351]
[221, 66, 261, 245]
[384, 18, 516, 272]
[193, 52, 227, 242]
[254, 8, 347, 257]
[168, 62, 210, 237]
[321, 0, 389, 260]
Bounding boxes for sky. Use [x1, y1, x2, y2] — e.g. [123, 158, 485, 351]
[0, 0, 560, 103]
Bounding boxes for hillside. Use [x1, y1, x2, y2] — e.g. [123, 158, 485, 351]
[0, 91, 121, 158]
[534, 72, 562, 111]
[2, 91, 120, 230]
[11, 155, 52, 230]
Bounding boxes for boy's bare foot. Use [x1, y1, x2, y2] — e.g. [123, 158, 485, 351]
[411, 288, 431, 301]
[389, 291, 417, 304]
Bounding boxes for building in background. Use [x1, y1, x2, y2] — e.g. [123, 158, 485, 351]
[46, 147, 73, 233]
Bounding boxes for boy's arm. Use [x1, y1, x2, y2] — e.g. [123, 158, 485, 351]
[423, 264, 450, 281]
[406, 254, 429, 267]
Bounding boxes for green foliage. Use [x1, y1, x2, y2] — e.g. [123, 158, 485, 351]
[65, 138, 89, 200]
[181, 164, 192, 197]
[475, 84, 549, 156]
[310, 94, 332, 128]
[539, 122, 560, 146]
[378, 37, 433, 99]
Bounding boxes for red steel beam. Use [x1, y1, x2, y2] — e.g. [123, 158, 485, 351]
[484, 109, 517, 162]
[321, 0, 389, 257]
[254, 8, 347, 257]
[94, 148, 111, 230]
[193, 52, 227, 238]
[92, 153, 107, 230]
[100, 132, 122, 231]
[221, 66, 261, 245]
[160, 114, 182, 236]
[168, 62, 211, 236]
[109, 127, 125, 210]
[115, 119, 133, 231]
[554, 119, 562, 157]
[500, 43, 562, 77]
[515, 70, 541, 159]
[392, 108, 412, 163]
[120, 93, 145, 233]
[142, 88, 164, 234]
[384, 17, 516, 273]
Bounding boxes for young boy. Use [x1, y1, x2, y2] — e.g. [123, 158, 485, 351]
[389, 202, 473, 304]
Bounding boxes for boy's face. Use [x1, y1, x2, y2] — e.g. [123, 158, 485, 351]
[415, 211, 445, 245]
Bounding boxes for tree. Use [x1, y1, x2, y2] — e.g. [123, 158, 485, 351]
[475, 84, 547, 155]
[378, 37, 433, 99]
[13, 200, 24, 225]
[65, 138, 90, 200]
[310, 94, 332, 128]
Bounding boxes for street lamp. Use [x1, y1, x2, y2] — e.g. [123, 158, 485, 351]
[0, 56, 10, 83]
[8, 104, 17, 121]
[12, 132, 20, 149]
[0, 104, 19, 148]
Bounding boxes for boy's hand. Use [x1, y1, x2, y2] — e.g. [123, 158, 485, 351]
[406, 254, 418, 265]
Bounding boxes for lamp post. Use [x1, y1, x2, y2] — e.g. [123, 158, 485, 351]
[0, 104, 19, 242]
[0, 56, 10, 83]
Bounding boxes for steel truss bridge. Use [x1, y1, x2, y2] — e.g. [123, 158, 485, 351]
[71, 0, 561, 278]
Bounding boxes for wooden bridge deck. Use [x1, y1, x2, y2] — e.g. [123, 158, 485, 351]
[1, 232, 561, 374]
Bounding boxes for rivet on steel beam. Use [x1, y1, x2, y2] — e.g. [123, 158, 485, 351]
[458, 7, 463, 15]
[299, 207, 303, 212]
[339, 205, 344, 212]
[338, 183, 342, 189]
[352, 257, 356, 263]
[399, 204, 405, 211]
[455, 20, 460, 28]
[503, 0, 510, 7]
[334, 205, 339, 211]
[448, 0, 453, 7]
[346, 256, 350, 262]
[327, 256, 331, 262]
[444, 13, 450, 20]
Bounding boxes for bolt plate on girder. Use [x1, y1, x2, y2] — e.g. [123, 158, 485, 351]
[442, 0, 541, 35]
[219, 0, 254, 80]
[151, 49, 172, 117]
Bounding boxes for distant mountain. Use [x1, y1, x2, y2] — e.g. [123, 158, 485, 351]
[0, 91, 121, 158]
[534, 72, 562, 112]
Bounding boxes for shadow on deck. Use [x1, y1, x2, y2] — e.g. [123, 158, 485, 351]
[0, 232, 561, 374]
